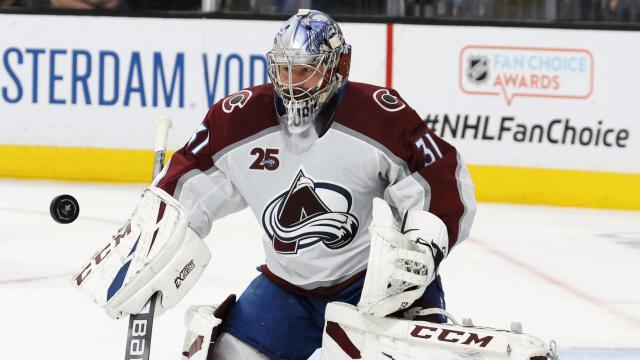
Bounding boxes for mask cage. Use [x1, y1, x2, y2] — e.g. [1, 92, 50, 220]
[267, 52, 338, 103]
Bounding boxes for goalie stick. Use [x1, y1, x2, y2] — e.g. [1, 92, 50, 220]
[123, 116, 172, 360]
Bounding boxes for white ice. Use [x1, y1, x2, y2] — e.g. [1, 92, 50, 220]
[0, 179, 638, 359]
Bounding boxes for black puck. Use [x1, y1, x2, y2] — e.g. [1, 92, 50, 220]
[50, 195, 80, 224]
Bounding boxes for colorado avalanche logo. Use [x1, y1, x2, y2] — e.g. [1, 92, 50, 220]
[373, 89, 406, 112]
[262, 170, 359, 254]
[222, 90, 252, 113]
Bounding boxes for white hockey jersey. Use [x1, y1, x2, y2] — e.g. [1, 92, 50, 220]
[153, 82, 476, 295]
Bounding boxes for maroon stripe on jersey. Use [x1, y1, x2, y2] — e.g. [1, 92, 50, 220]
[325, 321, 362, 359]
[259, 265, 366, 298]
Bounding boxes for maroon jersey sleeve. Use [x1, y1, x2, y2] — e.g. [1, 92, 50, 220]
[154, 105, 216, 197]
[392, 98, 476, 249]
[152, 102, 244, 237]
[336, 83, 476, 249]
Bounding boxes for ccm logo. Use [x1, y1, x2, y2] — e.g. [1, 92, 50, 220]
[75, 223, 132, 286]
[410, 325, 494, 347]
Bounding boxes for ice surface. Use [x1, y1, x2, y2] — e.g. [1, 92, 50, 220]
[0, 179, 638, 359]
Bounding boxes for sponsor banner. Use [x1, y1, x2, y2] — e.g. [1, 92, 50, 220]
[393, 24, 639, 174]
[460, 45, 593, 105]
[0, 14, 386, 150]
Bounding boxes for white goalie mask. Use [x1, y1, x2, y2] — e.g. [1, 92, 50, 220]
[267, 9, 351, 151]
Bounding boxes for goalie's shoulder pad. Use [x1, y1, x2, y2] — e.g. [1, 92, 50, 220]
[347, 82, 410, 116]
[215, 84, 273, 118]
[72, 187, 210, 317]
[207, 84, 275, 153]
[341, 83, 422, 140]
[337, 83, 429, 169]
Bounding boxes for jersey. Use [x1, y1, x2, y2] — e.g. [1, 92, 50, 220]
[153, 81, 476, 294]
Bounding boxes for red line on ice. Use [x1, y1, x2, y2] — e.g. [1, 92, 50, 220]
[469, 237, 640, 329]
[0, 206, 119, 285]
[0, 206, 120, 224]
[0, 273, 71, 285]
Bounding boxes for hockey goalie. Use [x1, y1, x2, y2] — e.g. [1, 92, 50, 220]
[72, 8, 558, 360]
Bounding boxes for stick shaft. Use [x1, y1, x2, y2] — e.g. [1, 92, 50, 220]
[124, 293, 158, 360]
[124, 117, 172, 360]
[152, 117, 173, 180]
[152, 151, 166, 180]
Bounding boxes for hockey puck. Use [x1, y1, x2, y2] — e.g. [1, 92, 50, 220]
[50, 195, 80, 224]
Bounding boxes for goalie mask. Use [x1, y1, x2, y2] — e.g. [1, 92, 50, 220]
[267, 9, 351, 152]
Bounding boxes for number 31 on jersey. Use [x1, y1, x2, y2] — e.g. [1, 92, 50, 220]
[414, 131, 443, 167]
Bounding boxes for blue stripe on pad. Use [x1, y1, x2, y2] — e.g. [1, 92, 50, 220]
[107, 260, 132, 301]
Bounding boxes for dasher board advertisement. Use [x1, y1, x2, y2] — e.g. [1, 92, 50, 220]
[0, 14, 386, 150]
[393, 24, 637, 174]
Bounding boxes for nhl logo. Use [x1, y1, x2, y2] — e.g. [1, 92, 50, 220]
[466, 55, 489, 83]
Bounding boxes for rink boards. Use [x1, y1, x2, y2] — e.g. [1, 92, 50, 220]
[0, 14, 638, 209]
